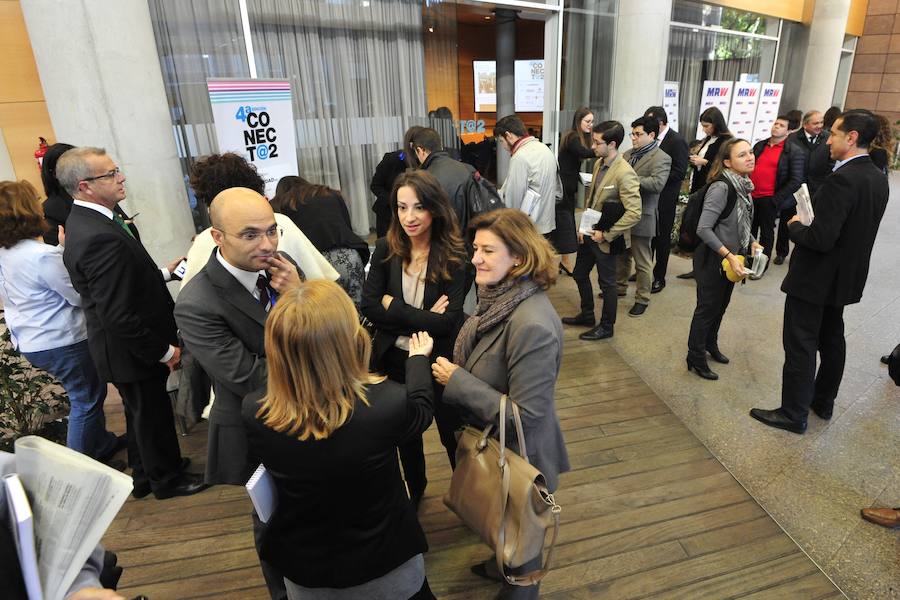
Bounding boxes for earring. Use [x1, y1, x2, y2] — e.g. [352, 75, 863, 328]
[514, 263, 520, 267]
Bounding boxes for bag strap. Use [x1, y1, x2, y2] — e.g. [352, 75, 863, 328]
[495, 394, 562, 586]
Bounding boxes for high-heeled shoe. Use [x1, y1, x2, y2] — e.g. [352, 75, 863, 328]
[559, 264, 573, 276]
[686, 358, 718, 380]
[707, 348, 730, 364]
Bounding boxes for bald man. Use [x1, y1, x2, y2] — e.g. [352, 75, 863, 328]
[175, 187, 302, 487]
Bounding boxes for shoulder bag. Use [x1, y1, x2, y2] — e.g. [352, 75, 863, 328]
[443, 394, 561, 586]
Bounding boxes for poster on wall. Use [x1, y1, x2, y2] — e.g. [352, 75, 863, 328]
[663, 81, 680, 134]
[514, 60, 545, 112]
[473, 61, 497, 112]
[727, 82, 761, 141]
[207, 78, 298, 198]
[750, 83, 784, 145]
[696, 80, 733, 140]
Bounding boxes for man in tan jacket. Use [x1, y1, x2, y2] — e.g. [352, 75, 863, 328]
[562, 121, 642, 340]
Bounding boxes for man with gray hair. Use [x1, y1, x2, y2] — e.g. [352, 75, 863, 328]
[58, 146, 207, 500]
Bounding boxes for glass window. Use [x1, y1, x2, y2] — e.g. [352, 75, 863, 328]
[672, 0, 780, 37]
[560, 0, 616, 131]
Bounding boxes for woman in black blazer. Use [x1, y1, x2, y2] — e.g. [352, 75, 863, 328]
[689, 107, 733, 194]
[242, 281, 436, 599]
[555, 107, 595, 266]
[271, 175, 370, 306]
[361, 170, 467, 507]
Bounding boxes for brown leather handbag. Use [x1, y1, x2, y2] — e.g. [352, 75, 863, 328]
[444, 394, 561, 586]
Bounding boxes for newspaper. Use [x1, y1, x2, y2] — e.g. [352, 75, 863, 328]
[13, 436, 133, 600]
[579, 172, 593, 186]
[4, 473, 42, 600]
[578, 208, 602, 236]
[794, 183, 815, 226]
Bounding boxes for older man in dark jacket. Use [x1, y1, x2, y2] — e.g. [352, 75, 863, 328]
[750, 114, 806, 269]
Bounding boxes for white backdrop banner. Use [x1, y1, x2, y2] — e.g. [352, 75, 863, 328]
[696, 80, 733, 140]
[750, 83, 784, 145]
[663, 81, 680, 134]
[727, 82, 761, 141]
[207, 78, 299, 198]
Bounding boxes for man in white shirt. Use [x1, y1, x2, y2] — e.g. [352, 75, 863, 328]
[494, 115, 558, 235]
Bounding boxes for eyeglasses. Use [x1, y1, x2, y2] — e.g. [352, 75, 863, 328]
[214, 225, 282, 243]
[630, 131, 647, 138]
[82, 168, 122, 182]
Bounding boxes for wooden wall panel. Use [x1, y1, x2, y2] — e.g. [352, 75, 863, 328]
[0, 0, 55, 189]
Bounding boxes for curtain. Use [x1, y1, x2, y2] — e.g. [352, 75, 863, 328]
[247, 0, 428, 235]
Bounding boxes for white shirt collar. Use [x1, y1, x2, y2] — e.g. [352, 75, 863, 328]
[215, 248, 266, 297]
[832, 153, 868, 172]
[657, 127, 669, 143]
[73, 199, 114, 220]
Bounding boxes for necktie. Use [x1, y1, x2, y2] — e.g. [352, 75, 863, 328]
[256, 274, 276, 310]
[810, 134, 817, 145]
[112, 213, 135, 239]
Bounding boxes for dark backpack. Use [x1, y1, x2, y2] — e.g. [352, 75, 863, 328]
[465, 170, 504, 221]
[677, 177, 737, 252]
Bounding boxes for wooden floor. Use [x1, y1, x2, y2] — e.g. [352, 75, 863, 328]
[102, 287, 843, 599]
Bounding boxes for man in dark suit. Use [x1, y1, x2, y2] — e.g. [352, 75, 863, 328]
[750, 110, 890, 434]
[56, 147, 206, 499]
[644, 106, 689, 293]
[779, 111, 834, 264]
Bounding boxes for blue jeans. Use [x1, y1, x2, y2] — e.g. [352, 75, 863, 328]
[23, 340, 118, 459]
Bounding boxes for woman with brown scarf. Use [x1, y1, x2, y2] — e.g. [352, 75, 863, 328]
[432, 208, 569, 600]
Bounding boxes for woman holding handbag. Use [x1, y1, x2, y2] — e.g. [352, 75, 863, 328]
[361, 170, 468, 508]
[242, 281, 437, 599]
[432, 208, 569, 599]
[686, 138, 762, 381]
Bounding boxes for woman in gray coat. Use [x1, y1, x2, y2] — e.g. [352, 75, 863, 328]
[432, 208, 568, 600]
[687, 138, 763, 380]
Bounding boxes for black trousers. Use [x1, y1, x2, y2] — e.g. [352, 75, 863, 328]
[775, 206, 796, 258]
[113, 369, 184, 492]
[780, 295, 846, 422]
[374, 204, 392, 238]
[252, 511, 288, 600]
[687, 246, 734, 364]
[572, 239, 618, 326]
[382, 346, 461, 504]
[653, 191, 678, 283]
[751, 195, 778, 260]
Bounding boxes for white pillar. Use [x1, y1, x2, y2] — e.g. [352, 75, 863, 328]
[610, 0, 673, 130]
[20, 0, 194, 272]
[797, 0, 851, 113]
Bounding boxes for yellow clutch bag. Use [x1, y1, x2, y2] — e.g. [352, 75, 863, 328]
[721, 255, 748, 283]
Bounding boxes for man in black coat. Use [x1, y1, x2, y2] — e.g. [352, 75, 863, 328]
[411, 126, 472, 231]
[645, 106, 689, 292]
[57, 147, 206, 499]
[750, 114, 807, 268]
[778, 110, 834, 263]
[750, 110, 889, 434]
[369, 149, 408, 237]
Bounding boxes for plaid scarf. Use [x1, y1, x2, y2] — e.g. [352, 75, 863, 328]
[629, 140, 658, 166]
[453, 278, 541, 365]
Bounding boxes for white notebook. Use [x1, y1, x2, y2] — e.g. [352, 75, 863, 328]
[246, 464, 278, 523]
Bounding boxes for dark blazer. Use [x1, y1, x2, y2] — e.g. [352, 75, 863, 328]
[242, 355, 434, 588]
[43, 193, 138, 245]
[174, 249, 271, 485]
[370, 150, 407, 213]
[62, 204, 176, 383]
[360, 238, 467, 366]
[690, 135, 730, 194]
[443, 292, 569, 492]
[276, 191, 369, 265]
[788, 129, 834, 196]
[658, 127, 690, 203]
[752, 137, 806, 211]
[782, 155, 889, 307]
[557, 131, 595, 201]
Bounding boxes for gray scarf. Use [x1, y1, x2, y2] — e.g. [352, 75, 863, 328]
[629, 140, 658, 167]
[722, 169, 754, 252]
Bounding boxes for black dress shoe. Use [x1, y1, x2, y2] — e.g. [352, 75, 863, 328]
[676, 271, 695, 280]
[562, 312, 595, 327]
[749, 408, 807, 434]
[97, 434, 128, 464]
[628, 273, 637, 282]
[810, 401, 833, 420]
[628, 303, 648, 317]
[773, 255, 786, 265]
[580, 324, 613, 341]
[686, 358, 718, 380]
[651, 280, 665, 294]
[707, 348, 730, 364]
[153, 473, 209, 500]
[881, 355, 890, 365]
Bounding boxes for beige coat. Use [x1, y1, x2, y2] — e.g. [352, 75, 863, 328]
[586, 154, 642, 253]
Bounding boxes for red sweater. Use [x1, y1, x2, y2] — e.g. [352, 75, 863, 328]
[750, 139, 785, 198]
